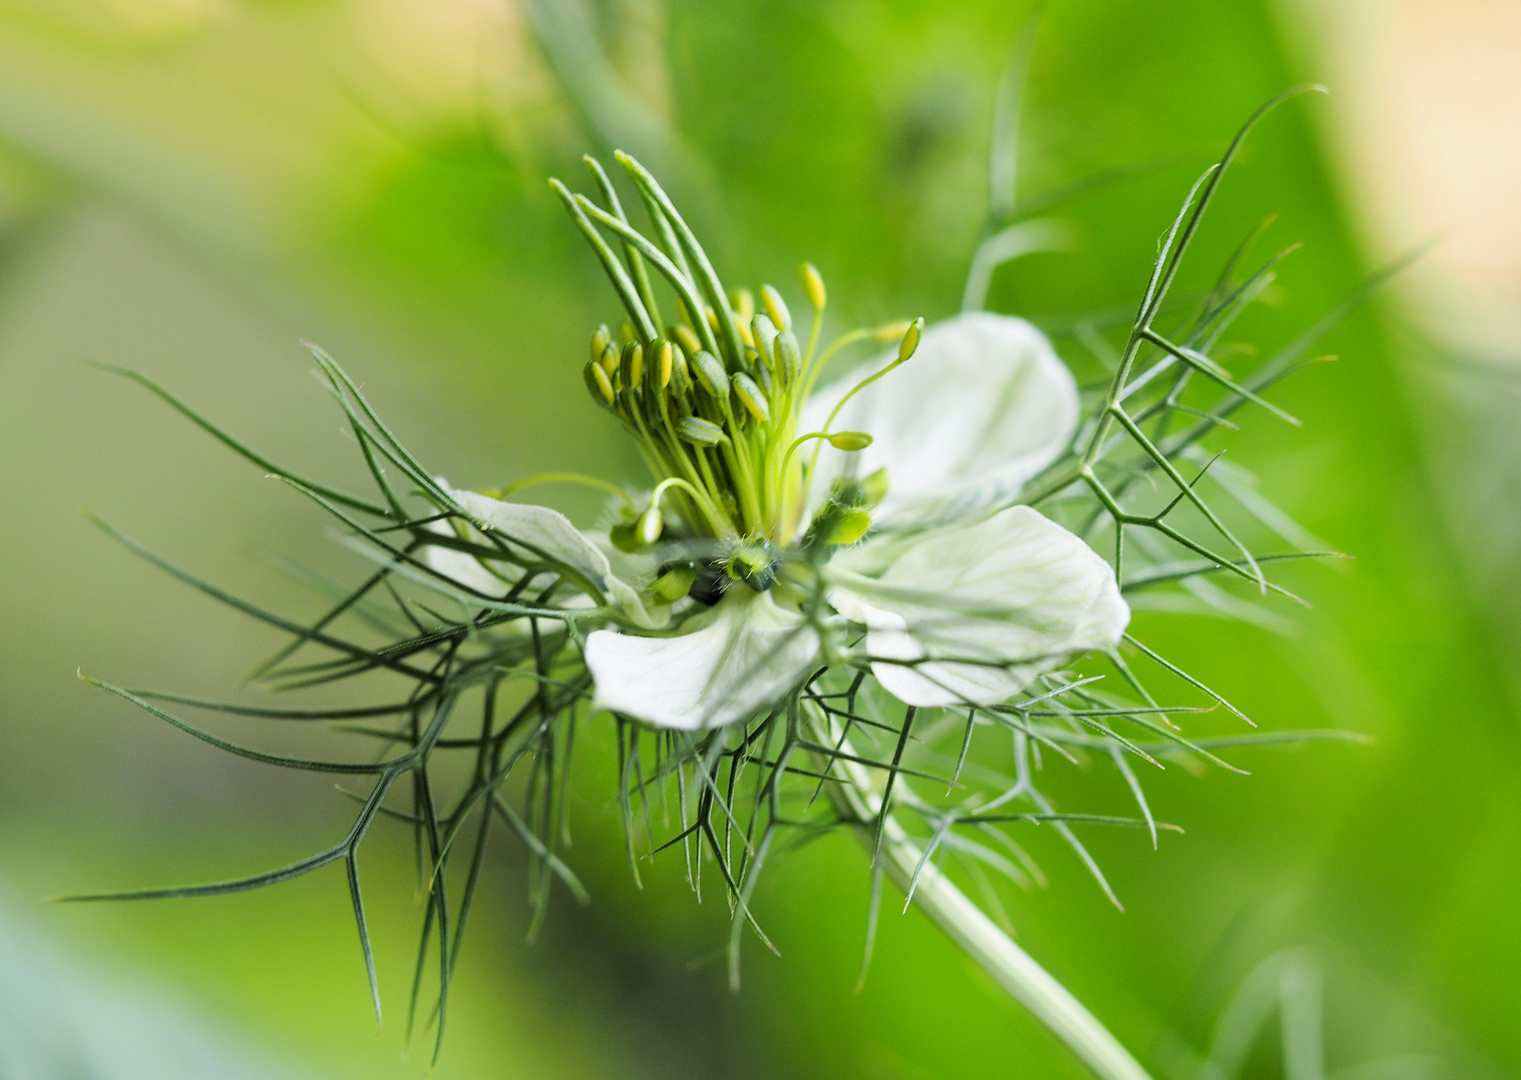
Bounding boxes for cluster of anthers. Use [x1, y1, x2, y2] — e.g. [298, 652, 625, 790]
[575, 243, 907, 595]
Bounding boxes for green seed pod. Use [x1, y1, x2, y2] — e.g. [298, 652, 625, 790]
[725, 541, 778, 591]
[691, 349, 729, 400]
[650, 562, 697, 604]
[828, 430, 873, 451]
[799, 263, 826, 310]
[898, 316, 924, 362]
[585, 359, 614, 406]
[636, 505, 663, 546]
[751, 313, 778, 369]
[621, 341, 644, 394]
[774, 330, 801, 383]
[590, 324, 611, 364]
[828, 477, 870, 508]
[731, 372, 770, 422]
[760, 285, 791, 332]
[824, 508, 872, 545]
[676, 415, 726, 446]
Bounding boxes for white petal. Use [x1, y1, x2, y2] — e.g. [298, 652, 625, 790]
[424, 482, 665, 628]
[424, 539, 524, 598]
[802, 312, 1078, 527]
[829, 506, 1128, 708]
[585, 590, 820, 729]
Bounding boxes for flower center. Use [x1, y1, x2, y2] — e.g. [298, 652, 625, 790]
[584, 279, 924, 581]
[584, 284, 820, 548]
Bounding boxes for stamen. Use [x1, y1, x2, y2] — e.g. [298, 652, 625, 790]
[655, 339, 673, 389]
[590, 324, 611, 362]
[621, 341, 644, 395]
[760, 285, 792, 332]
[650, 562, 696, 603]
[585, 360, 615, 406]
[752, 313, 778, 369]
[676, 416, 726, 446]
[691, 350, 729, 400]
[800, 263, 826, 311]
[732, 372, 770, 423]
[636, 505, 663, 546]
[495, 472, 633, 506]
[671, 323, 702, 358]
[828, 431, 874, 451]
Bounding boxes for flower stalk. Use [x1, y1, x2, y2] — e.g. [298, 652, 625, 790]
[816, 702, 1153, 1080]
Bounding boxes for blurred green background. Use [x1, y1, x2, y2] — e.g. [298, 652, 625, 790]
[0, 1, 1516, 1077]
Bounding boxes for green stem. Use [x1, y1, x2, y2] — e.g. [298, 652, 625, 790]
[813, 706, 1153, 1080]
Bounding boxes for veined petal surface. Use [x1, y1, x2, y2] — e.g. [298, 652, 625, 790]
[803, 312, 1078, 527]
[829, 506, 1128, 707]
[585, 590, 820, 730]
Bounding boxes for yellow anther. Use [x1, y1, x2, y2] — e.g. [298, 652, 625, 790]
[691, 350, 729, 399]
[800, 263, 827, 310]
[828, 431, 873, 451]
[590, 324, 611, 364]
[731, 287, 755, 323]
[898, 316, 925, 361]
[598, 342, 619, 378]
[774, 330, 801, 383]
[655, 339, 673, 388]
[752, 314, 778, 368]
[676, 415, 726, 446]
[672, 322, 702, 357]
[670, 341, 691, 391]
[650, 563, 696, 604]
[619, 321, 636, 345]
[873, 319, 913, 342]
[732, 372, 770, 422]
[760, 285, 791, 332]
[586, 360, 615, 405]
[637, 505, 663, 546]
[621, 341, 644, 392]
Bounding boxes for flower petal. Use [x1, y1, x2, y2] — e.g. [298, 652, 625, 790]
[828, 506, 1128, 707]
[802, 312, 1078, 527]
[424, 482, 665, 628]
[585, 590, 820, 729]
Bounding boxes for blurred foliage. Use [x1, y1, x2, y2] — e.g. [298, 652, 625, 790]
[0, 0, 1514, 1078]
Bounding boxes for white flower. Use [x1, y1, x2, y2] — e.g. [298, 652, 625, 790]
[424, 312, 1128, 730]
